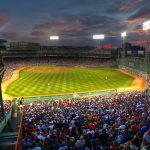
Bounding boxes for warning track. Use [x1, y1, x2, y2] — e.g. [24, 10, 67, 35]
[26, 66, 73, 73]
[115, 69, 146, 92]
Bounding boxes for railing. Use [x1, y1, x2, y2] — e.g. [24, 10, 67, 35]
[15, 109, 24, 150]
[0, 104, 13, 133]
[23, 89, 116, 103]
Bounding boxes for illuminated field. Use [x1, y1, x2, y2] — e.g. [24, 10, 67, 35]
[5, 66, 134, 97]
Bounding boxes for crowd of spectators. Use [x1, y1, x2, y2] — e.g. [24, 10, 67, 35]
[0, 100, 11, 122]
[2, 57, 115, 81]
[22, 91, 150, 150]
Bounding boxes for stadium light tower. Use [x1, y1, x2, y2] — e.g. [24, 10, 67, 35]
[143, 20, 150, 62]
[49, 36, 59, 49]
[49, 36, 59, 40]
[121, 32, 127, 57]
[142, 20, 150, 96]
[93, 34, 104, 48]
[0, 56, 5, 118]
[49, 35, 59, 40]
[143, 20, 150, 31]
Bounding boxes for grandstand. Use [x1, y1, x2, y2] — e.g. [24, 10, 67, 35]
[22, 91, 150, 150]
[0, 42, 149, 150]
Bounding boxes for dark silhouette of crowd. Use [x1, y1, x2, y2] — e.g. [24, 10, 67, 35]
[22, 91, 150, 150]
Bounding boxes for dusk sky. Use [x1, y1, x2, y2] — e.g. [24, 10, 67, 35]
[0, 0, 150, 47]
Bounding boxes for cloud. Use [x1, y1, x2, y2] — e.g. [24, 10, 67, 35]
[120, 0, 143, 11]
[127, 7, 150, 23]
[0, 0, 148, 46]
[130, 29, 144, 35]
[78, 14, 126, 31]
[126, 17, 145, 23]
[106, 0, 145, 16]
[33, 19, 83, 34]
[31, 13, 129, 46]
[0, 11, 11, 32]
[31, 31, 46, 36]
[1, 31, 46, 43]
[31, 13, 127, 43]
[1, 32, 20, 41]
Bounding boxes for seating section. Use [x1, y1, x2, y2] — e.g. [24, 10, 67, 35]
[3, 57, 115, 81]
[0, 101, 11, 122]
[22, 91, 150, 150]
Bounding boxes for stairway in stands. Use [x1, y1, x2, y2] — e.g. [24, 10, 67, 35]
[0, 109, 22, 150]
[0, 132, 18, 150]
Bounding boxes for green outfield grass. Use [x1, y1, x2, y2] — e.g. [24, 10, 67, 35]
[5, 66, 134, 97]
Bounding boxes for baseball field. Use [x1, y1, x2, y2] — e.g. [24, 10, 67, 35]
[2, 66, 138, 98]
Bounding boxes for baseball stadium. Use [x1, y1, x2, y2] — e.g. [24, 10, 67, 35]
[0, 1, 150, 150]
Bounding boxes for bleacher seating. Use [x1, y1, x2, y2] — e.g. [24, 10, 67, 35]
[21, 91, 150, 150]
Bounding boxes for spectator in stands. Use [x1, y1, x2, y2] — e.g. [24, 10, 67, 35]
[0, 100, 11, 122]
[2, 57, 115, 82]
[21, 91, 150, 149]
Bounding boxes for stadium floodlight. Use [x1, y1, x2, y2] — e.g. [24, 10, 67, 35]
[121, 32, 127, 37]
[49, 36, 59, 40]
[143, 20, 150, 31]
[93, 34, 104, 49]
[142, 21, 150, 94]
[121, 32, 127, 58]
[93, 34, 104, 40]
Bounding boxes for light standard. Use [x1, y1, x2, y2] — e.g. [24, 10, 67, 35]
[0, 58, 5, 118]
[143, 20, 150, 62]
[142, 20, 150, 95]
[49, 36, 59, 40]
[93, 34, 105, 49]
[121, 32, 127, 58]
[49, 36, 59, 51]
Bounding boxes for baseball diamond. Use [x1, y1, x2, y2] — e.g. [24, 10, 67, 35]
[2, 66, 144, 98]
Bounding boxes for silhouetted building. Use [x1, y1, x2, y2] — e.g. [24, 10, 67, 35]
[0, 39, 8, 50]
[124, 43, 145, 57]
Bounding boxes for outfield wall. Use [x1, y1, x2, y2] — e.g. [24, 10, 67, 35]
[118, 65, 147, 78]
[118, 58, 149, 91]
[118, 58, 149, 78]
[22, 89, 117, 103]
